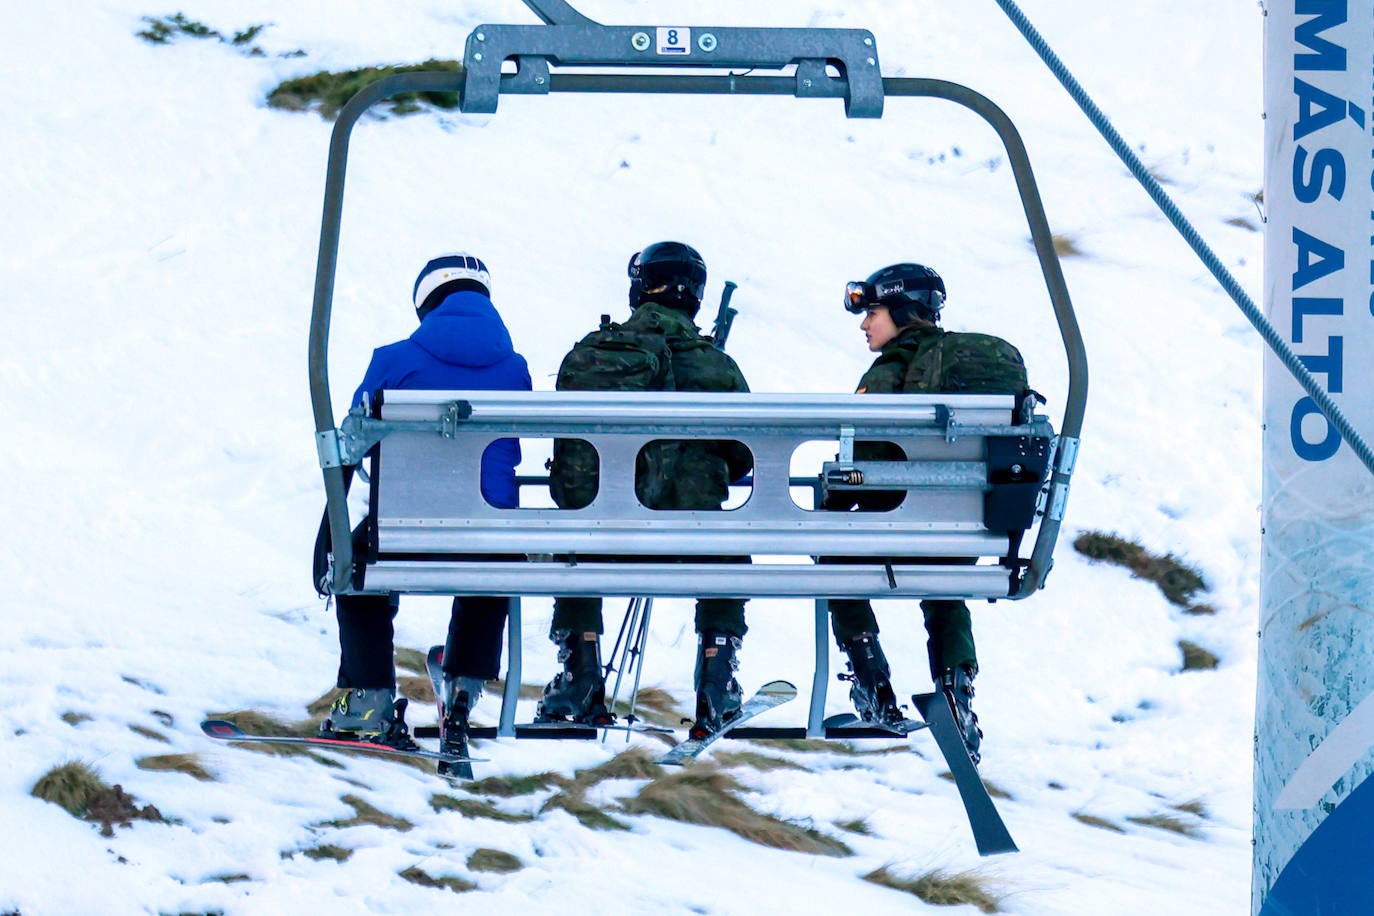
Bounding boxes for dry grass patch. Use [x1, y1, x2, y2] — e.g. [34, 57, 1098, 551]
[430, 794, 535, 823]
[32, 761, 164, 837]
[541, 791, 632, 831]
[399, 865, 475, 893]
[1051, 234, 1084, 257]
[129, 724, 170, 743]
[394, 647, 428, 676]
[467, 848, 523, 873]
[61, 711, 92, 726]
[1072, 531, 1207, 606]
[622, 766, 852, 856]
[465, 771, 565, 797]
[864, 865, 1003, 913]
[836, 817, 873, 835]
[713, 750, 809, 772]
[610, 686, 686, 728]
[1173, 798, 1210, 819]
[397, 675, 434, 705]
[1071, 811, 1125, 833]
[301, 843, 353, 862]
[136, 753, 215, 782]
[1179, 641, 1220, 671]
[938, 771, 1013, 800]
[267, 60, 464, 119]
[1126, 812, 1202, 838]
[324, 794, 413, 832]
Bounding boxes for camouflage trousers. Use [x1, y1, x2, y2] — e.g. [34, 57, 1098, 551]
[822, 555, 978, 678]
[552, 595, 747, 639]
[828, 597, 977, 680]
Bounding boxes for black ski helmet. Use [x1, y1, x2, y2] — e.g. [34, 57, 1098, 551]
[628, 241, 708, 315]
[844, 263, 946, 326]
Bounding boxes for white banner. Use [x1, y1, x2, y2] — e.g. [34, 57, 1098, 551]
[1258, 1, 1374, 912]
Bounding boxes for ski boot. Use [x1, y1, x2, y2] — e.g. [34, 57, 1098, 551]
[690, 630, 744, 741]
[939, 665, 983, 767]
[321, 687, 419, 752]
[838, 632, 903, 726]
[437, 675, 484, 779]
[536, 630, 613, 725]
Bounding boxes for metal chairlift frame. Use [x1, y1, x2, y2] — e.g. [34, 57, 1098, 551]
[306, 0, 1089, 741]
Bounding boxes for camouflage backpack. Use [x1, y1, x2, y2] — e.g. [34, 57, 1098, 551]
[550, 310, 678, 510]
[902, 329, 1028, 395]
[549, 306, 746, 510]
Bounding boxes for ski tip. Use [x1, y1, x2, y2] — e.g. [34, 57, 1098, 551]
[200, 719, 244, 738]
[426, 644, 444, 666]
[758, 679, 797, 697]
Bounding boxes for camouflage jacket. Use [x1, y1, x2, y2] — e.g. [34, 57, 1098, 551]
[834, 323, 1028, 511]
[855, 324, 1028, 396]
[551, 301, 751, 511]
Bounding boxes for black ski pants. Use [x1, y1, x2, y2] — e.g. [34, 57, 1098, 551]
[336, 594, 510, 688]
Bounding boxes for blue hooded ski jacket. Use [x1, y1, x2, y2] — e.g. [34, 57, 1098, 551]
[352, 290, 531, 509]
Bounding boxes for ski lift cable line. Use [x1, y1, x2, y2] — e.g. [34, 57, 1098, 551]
[994, 0, 1374, 479]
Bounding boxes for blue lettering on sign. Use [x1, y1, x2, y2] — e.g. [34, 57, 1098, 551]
[1294, 0, 1348, 71]
[1285, 1, 1354, 464]
[1293, 146, 1346, 201]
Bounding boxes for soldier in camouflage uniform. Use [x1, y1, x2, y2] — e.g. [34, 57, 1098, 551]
[827, 263, 1029, 765]
[541, 242, 753, 737]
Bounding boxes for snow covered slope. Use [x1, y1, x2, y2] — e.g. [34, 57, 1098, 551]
[1, 2, 1262, 913]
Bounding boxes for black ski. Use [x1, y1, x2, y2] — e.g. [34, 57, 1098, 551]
[821, 711, 928, 736]
[656, 680, 796, 765]
[200, 718, 483, 765]
[425, 646, 474, 781]
[912, 692, 1017, 856]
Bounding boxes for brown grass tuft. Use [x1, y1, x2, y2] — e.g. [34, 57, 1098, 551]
[301, 843, 353, 862]
[713, 750, 809, 772]
[1127, 812, 1202, 838]
[32, 761, 164, 836]
[324, 794, 413, 831]
[467, 848, 523, 873]
[136, 753, 215, 782]
[429, 794, 535, 823]
[1071, 811, 1126, 833]
[1072, 531, 1207, 606]
[399, 865, 475, 893]
[128, 724, 170, 743]
[864, 865, 1003, 912]
[1051, 234, 1084, 257]
[465, 771, 565, 797]
[1179, 641, 1220, 671]
[622, 767, 852, 856]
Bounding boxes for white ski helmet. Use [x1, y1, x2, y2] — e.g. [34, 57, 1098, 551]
[413, 252, 491, 317]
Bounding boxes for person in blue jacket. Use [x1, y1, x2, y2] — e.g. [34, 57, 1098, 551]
[321, 252, 532, 748]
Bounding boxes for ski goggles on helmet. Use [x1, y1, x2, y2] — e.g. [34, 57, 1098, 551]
[843, 277, 942, 314]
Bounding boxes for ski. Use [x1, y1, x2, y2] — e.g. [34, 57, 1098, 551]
[911, 692, 1017, 856]
[656, 680, 797, 766]
[821, 711, 928, 737]
[425, 646, 474, 781]
[200, 718, 484, 765]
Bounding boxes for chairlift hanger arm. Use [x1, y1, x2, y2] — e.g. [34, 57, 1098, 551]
[461, 23, 884, 117]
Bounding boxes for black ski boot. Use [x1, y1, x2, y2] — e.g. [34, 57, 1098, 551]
[438, 675, 483, 779]
[939, 665, 983, 767]
[690, 630, 743, 740]
[838, 632, 902, 726]
[536, 630, 613, 725]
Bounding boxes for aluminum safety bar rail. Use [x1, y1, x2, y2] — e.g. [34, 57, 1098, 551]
[342, 390, 1056, 600]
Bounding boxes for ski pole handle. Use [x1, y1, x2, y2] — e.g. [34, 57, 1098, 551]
[711, 280, 738, 350]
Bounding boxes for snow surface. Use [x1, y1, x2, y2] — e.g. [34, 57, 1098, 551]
[1, 1, 1264, 913]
